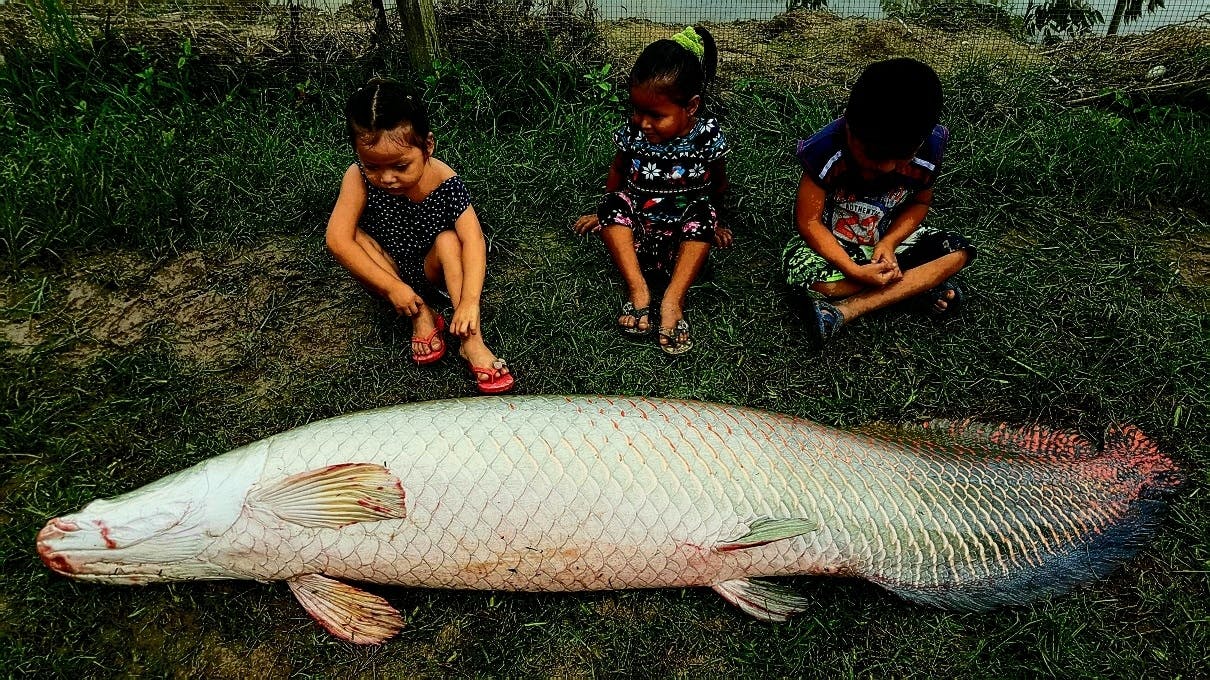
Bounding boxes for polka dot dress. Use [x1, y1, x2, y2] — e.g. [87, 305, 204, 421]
[357, 166, 472, 290]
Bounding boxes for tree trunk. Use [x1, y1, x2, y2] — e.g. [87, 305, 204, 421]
[396, 0, 440, 74]
[1107, 0, 1127, 34]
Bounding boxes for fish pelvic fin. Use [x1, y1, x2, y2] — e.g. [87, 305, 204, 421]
[713, 578, 810, 622]
[247, 463, 407, 529]
[288, 573, 404, 645]
[716, 517, 818, 552]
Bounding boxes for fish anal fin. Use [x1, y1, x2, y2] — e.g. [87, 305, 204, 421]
[712, 578, 810, 622]
[716, 517, 817, 552]
[248, 463, 407, 529]
[288, 573, 404, 645]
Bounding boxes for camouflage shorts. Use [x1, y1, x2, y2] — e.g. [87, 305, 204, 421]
[783, 228, 975, 298]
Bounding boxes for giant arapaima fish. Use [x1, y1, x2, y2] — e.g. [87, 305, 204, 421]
[37, 396, 1182, 644]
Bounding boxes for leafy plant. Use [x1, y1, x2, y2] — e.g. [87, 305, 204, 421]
[1025, 0, 1104, 43]
[1106, 0, 1166, 35]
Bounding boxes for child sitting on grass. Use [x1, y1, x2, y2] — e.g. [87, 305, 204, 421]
[326, 78, 514, 393]
[783, 58, 976, 345]
[574, 26, 733, 355]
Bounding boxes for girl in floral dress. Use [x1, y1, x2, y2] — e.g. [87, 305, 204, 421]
[574, 26, 731, 355]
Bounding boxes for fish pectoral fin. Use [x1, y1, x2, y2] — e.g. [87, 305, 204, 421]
[247, 463, 406, 528]
[715, 517, 818, 551]
[712, 578, 810, 622]
[287, 573, 404, 645]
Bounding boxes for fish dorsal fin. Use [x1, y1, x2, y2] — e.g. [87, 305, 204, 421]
[287, 573, 404, 645]
[716, 517, 817, 552]
[712, 578, 810, 622]
[247, 463, 406, 528]
[894, 419, 1099, 460]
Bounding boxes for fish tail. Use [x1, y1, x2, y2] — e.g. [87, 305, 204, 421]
[876, 422, 1184, 611]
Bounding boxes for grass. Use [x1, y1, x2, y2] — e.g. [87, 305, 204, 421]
[2, 13, 1209, 679]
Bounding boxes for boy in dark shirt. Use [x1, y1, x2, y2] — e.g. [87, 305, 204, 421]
[783, 58, 975, 344]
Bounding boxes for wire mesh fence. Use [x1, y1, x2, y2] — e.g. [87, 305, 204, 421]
[0, 0, 1206, 102]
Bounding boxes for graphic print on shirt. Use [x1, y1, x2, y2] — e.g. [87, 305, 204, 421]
[828, 187, 910, 246]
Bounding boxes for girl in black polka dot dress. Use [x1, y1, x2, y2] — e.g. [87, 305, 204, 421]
[326, 79, 514, 393]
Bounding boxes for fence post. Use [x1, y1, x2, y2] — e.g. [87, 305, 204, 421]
[396, 0, 439, 73]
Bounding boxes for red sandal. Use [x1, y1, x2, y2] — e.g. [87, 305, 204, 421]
[469, 358, 515, 394]
[411, 315, 446, 365]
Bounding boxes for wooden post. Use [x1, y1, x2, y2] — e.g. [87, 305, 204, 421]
[396, 0, 440, 74]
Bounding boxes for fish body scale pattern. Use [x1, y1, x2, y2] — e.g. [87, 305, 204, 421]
[203, 397, 1172, 598]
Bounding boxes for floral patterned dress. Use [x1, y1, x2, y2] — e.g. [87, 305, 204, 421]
[596, 117, 729, 277]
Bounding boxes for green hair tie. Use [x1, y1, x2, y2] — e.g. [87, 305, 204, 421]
[671, 26, 705, 59]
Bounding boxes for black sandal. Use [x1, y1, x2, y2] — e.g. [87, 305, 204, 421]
[618, 301, 652, 337]
[918, 280, 965, 320]
[658, 318, 693, 355]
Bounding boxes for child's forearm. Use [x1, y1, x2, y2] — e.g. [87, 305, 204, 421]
[795, 175, 859, 276]
[880, 192, 932, 248]
[801, 220, 862, 276]
[327, 234, 405, 298]
[881, 207, 929, 248]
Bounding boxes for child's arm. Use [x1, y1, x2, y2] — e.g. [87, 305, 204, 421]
[325, 164, 424, 316]
[871, 188, 933, 272]
[709, 158, 733, 248]
[794, 175, 897, 288]
[449, 205, 488, 338]
[573, 151, 629, 234]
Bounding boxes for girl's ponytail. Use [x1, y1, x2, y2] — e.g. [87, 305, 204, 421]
[695, 25, 717, 87]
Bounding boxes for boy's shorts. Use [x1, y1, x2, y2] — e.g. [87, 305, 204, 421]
[783, 228, 975, 298]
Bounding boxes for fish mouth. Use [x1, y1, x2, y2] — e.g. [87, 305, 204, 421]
[36, 517, 151, 584]
[37, 517, 80, 576]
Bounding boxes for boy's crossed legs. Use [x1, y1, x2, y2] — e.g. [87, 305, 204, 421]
[786, 229, 974, 343]
[813, 249, 967, 319]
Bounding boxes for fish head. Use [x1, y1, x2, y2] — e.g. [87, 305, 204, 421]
[37, 448, 264, 584]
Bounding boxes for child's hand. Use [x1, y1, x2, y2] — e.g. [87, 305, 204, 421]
[388, 283, 423, 317]
[871, 243, 901, 277]
[451, 303, 481, 338]
[573, 214, 601, 235]
[852, 261, 900, 288]
[713, 227, 734, 249]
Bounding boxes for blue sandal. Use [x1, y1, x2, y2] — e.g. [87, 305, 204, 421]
[811, 300, 845, 346]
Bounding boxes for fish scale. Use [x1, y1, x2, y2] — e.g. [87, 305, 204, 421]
[37, 395, 1182, 644]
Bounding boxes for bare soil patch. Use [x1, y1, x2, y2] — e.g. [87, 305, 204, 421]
[2, 237, 368, 375]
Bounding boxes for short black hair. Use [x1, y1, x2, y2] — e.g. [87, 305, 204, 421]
[345, 78, 430, 150]
[629, 26, 717, 107]
[845, 58, 942, 160]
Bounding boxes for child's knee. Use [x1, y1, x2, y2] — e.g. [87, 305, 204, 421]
[433, 229, 461, 254]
